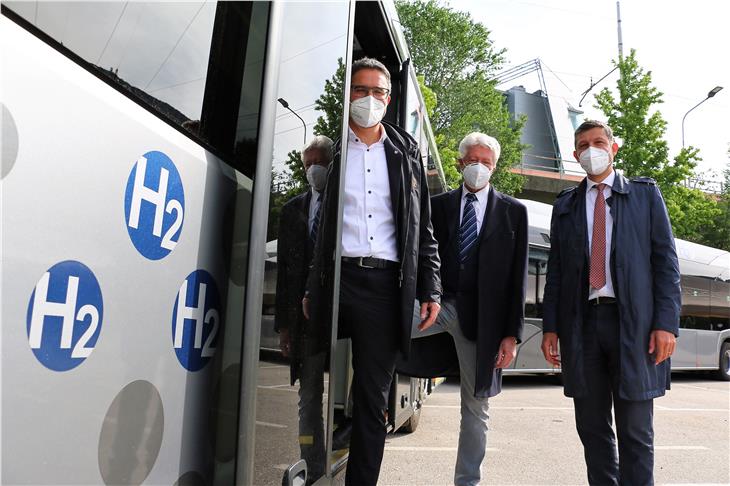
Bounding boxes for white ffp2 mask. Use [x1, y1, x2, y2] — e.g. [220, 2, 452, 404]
[578, 146, 611, 175]
[462, 163, 492, 191]
[306, 164, 328, 191]
[350, 96, 387, 128]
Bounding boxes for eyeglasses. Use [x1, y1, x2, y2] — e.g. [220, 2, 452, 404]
[351, 85, 390, 100]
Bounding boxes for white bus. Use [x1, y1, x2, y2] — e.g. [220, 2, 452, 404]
[1, 1, 446, 485]
[506, 199, 730, 381]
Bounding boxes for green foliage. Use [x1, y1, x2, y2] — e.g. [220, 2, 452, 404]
[702, 161, 730, 251]
[594, 49, 720, 245]
[396, 0, 525, 194]
[417, 75, 436, 119]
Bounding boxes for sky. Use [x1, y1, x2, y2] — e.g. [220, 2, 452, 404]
[450, 0, 730, 180]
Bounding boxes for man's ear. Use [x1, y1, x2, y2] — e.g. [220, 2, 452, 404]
[611, 142, 619, 156]
[573, 150, 579, 162]
[385, 95, 392, 106]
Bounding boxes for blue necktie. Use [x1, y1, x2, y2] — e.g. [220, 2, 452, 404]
[458, 192, 478, 263]
[310, 193, 322, 242]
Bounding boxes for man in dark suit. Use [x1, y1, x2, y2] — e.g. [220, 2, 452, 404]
[275, 135, 333, 484]
[401, 132, 528, 485]
[541, 120, 681, 485]
[304, 58, 441, 485]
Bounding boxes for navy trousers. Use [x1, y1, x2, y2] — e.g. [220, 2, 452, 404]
[338, 263, 400, 486]
[574, 303, 654, 486]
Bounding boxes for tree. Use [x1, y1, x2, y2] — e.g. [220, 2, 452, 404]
[396, 0, 525, 194]
[594, 49, 720, 243]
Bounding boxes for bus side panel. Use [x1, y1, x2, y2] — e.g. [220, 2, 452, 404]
[1, 17, 245, 484]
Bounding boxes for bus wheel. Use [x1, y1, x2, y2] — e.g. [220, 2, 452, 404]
[401, 405, 421, 433]
[717, 342, 730, 381]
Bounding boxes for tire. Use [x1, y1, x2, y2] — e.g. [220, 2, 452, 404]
[716, 341, 730, 381]
[400, 404, 421, 433]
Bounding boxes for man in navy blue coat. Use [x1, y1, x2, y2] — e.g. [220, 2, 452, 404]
[541, 120, 681, 485]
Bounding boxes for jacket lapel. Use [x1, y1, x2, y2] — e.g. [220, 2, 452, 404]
[384, 137, 404, 228]
[480, 186, 502, 243]
[445, 187, 463, 248]
[607, 172, 629, 255]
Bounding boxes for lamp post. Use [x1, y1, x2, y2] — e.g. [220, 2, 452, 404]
[682, 86, 723, 148]
[277, 98, 307, 146]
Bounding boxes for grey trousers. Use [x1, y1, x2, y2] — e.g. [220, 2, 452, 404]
[437, 299, 491, 486]
[298, 344, 326, 482]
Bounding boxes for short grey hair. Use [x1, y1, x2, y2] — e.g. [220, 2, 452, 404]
[352, 57, 392, 90]
[458, 132, 501, 163]
[302, 135, 334, 163]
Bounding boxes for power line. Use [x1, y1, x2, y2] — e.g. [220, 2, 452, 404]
[96, 2, 128, 64]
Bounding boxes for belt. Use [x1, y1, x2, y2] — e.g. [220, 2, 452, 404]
[341, 256, 398, 269]
[588, 296, 617, 306]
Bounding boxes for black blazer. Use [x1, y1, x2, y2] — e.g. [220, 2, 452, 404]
[399, 186, 528, 397]
[306, 122, 442, 357]
[275, 190, 324, 382]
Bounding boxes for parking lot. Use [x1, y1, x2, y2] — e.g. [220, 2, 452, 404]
[379, 374, 730, 485]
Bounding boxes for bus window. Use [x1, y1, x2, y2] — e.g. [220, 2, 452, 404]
[4, 1, 256, 170]
[254, 2, 350, 485]
[525, 247, 549, 318]
[710, 276, 730, 332]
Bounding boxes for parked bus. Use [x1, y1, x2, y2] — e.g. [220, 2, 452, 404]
[506, 199, 730, 381]
[1, 1, 445, 485]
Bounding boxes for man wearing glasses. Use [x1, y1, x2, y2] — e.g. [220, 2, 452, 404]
[304, 57, 442, 485]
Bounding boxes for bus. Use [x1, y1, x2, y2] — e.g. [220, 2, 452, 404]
[1, 1, 446, 485]
[505, 199, 730, 381]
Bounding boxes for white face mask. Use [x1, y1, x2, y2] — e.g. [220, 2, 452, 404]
[350, 95, 387, 128]
[306, 164, 328, 191]
[462, 163, 492, 191]
[578, 146, 611, 175]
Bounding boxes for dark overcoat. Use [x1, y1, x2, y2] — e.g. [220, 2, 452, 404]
[305, 121, 442, 357]
[398, 187, 528, 397]
[542, 173, 681, 401]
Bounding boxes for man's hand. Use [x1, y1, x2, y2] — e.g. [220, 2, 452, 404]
[649, 329, 676, 365]
[494, 336, 517, 369]
[418, 301, 441, 331]
[302, 297, 310, 320]
[279, 329, 291, 358]
[541, 332, 561, 366]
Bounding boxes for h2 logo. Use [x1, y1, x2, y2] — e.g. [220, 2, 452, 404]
[124, 151, 185, 260]
[172, 270, 221, 371]
[26, 261, 103, 371]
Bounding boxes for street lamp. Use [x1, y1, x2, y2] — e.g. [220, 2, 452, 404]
[277, 97, 307, 146]
[681, 86, 723, 147]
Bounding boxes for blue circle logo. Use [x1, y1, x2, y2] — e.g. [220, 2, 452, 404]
[124, 151, 185, 260]
[172, 270, 221, 371]
[26, 261, 104, 371]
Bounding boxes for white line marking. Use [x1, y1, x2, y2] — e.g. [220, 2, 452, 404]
[424, 405, 573, 410]
[655, 445, 710, 450]
[384, 446, 498, 452]
[257, 384, 295, 389]
[655, 406, 729, 412]
[255, 420, 287, 429]
[260, 365, 287, 369]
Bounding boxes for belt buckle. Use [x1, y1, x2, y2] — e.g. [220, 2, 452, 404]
[357, 257, 375, 269]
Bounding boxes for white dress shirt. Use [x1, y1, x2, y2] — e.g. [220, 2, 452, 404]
[586, 170, 616, 299]
[341, 126, 399, 261]
[308, 188, 321, 233]
[459, 184, 490, 236]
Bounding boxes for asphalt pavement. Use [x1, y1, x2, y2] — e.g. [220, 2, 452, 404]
[378, 374, 730, 486]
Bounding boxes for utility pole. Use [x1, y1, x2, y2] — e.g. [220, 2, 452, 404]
[616, 1, 624, 61]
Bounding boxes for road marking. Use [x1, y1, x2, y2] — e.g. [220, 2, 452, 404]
[424, 405, 573, 410]
[256, 420, 287, 429]
[384, 446, 498, 452]
[655, 445, 710, 450]
[656, 405, 729, 412]
[260, 364, 287, 369]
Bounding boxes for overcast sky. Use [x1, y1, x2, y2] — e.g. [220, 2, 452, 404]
[450, 0, 730, 178]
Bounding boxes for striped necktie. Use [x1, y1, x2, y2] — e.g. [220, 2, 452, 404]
[458, 192, 478, 263]
[310, 193, 322, 242]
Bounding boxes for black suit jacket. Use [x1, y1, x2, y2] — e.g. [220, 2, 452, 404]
[275, 190, 323, 382]
[399, 186, 528, 397]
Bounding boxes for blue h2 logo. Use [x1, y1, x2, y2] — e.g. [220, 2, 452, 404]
[26, 261, 103, 371]
[124, 151, 185, 260]
[172, 270, 221, 371]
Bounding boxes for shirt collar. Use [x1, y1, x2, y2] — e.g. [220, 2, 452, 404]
[347, 125, 387, 145]
[311, 187, 321, 201]
[462, 183, 490, 206]
[586, 170, 615, 192]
